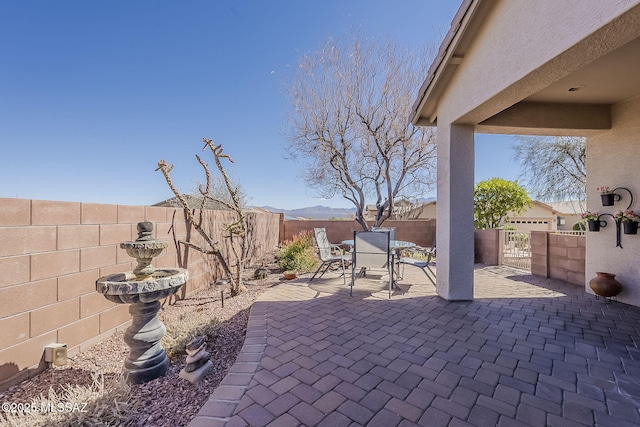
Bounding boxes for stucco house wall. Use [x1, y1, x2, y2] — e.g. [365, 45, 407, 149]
[411, 0, 640, 303]
[587, 96, 640, 305]
[435, 1, 636, 129]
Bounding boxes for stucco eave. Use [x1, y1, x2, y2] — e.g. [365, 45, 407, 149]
[410, 0, 499, 126]
[409, 0, 476, 126]
[477, 102, 611, 133]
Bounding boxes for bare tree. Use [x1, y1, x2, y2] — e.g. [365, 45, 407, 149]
[512, 136, 586, 207]
[163, 176, 251, 211]
[157, 139, 248, 297]
[282, 33, 437, 230]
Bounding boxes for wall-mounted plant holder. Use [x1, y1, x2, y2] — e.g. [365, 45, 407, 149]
[587, 218, 607, 232]
[601, 187, 633, 209]
[623, 221, 639, 235]
[592, 186, 636, 248]
[601, 193, 618, 206]
[597, 213, 622, 247]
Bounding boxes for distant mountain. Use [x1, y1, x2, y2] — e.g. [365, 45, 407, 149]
[260, 205, 355, 220]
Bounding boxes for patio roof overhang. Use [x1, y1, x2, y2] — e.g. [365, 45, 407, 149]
[409, 0, 491, 127]
[411, 0, 640, 136]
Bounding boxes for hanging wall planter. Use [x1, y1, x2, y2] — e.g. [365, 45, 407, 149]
[591, 187, 637, 247]
[601, 193, 616, 206]
[623, 221, 639, 235]
[581, 211, 602, 231]
[587, 219, 605, 232]
[598, 186, 632, 208]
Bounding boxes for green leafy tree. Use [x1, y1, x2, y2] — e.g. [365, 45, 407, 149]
[474, 178, 531, 229]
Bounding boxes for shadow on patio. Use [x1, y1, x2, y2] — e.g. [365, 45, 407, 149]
[189, 266, 640, 427]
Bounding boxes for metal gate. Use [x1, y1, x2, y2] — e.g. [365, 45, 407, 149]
[500, 230, 531, 270]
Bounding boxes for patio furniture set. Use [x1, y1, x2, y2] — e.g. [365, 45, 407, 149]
[310, 227, 436, 298]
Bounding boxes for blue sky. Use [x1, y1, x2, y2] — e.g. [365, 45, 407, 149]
[0, 1, 519, 209]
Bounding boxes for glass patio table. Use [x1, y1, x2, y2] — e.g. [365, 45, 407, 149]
[341, 239, 416, 288]
[340, 239, 416, 250]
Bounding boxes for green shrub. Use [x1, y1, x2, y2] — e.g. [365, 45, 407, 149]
[161, 310, 221, 361]
[277, 230, 320, 273]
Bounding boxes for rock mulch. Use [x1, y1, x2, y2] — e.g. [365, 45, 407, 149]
[0, 263, 283, 427]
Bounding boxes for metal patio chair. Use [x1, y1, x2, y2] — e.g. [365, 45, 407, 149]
[310, 228, 350, 286]
[350, 230, 393, 298]
[396, 237, 436, 286]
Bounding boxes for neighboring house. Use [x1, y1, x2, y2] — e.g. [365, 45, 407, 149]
[364, 199, 582, 232]
[411, 0, 640, 305]
[363, 199, 437, 220]
[504, 201, 559, 232]
[505, 200, 584, 232]
[545, 200, 585, 231]
[394, 200, 437, 220]
[363, 198, 583, 232]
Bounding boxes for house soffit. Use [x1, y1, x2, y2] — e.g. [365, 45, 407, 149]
[522, 36, 640, 105]
[413, 1, 640, 132]
[475, 35, 640, 134]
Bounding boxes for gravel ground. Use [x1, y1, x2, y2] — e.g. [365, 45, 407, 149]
[0, 260, 282, 427]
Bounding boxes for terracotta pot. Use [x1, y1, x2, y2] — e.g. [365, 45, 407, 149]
[283, 272, 297, 280]
[589, 272, 622, 298]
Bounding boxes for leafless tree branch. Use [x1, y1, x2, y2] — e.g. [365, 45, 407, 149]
[282, 32, 436, 229]
[157, 139, 248, 296]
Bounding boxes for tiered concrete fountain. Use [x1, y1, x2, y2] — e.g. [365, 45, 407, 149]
[96, 221, 188, 383]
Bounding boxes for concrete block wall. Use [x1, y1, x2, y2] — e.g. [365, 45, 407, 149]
[548, 233, 586, 286]
[474, 229, 500, 265]
[474, 229, 585, 286]
[282, 219, 436, 248]
[531, 231, 585, 285]
[530, 231, 548, 277]
[0, 198, 280, 391]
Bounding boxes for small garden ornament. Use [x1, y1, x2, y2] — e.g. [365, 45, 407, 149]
[254, 263, 269, 279]
[179, 335, 213, 384]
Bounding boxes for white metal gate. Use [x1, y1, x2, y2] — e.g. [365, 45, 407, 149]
[500, 230, 531, 270]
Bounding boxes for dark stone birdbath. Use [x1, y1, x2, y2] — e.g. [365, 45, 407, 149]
[96, 221, 188, 384]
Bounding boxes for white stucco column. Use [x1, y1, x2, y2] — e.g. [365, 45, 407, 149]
[436, 123, 475, 300]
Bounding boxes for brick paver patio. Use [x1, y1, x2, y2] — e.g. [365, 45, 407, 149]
[188, 265, 640, 426]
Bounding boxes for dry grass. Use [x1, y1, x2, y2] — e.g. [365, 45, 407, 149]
[161, 311, 221, 362]
[0, 373, 132, 427]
